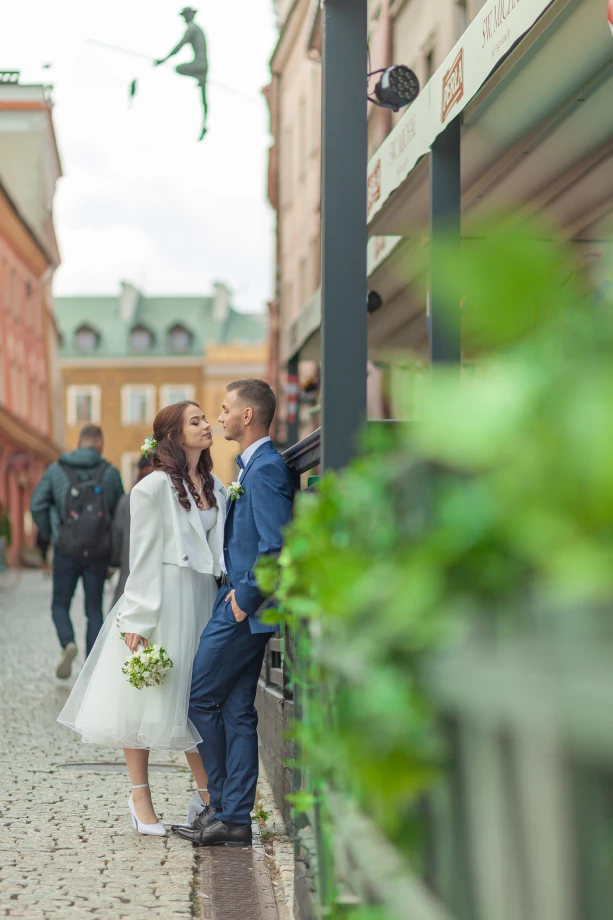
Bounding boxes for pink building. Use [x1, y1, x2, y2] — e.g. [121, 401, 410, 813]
[0, 75, 63, 564]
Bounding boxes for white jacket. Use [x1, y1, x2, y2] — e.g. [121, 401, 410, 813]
[116, 470, 227, 638]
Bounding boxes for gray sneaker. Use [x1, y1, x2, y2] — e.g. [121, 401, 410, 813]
[56, 642, 78, 679]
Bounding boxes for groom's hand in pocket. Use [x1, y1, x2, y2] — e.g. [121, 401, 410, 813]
[226, 590, 248, 623]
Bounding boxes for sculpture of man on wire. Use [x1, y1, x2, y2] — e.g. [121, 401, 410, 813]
[155, 7, 209, 140]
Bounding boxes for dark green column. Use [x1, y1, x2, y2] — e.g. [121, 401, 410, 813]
[320, 0, 368, 471]
[430, 115, 461, 363]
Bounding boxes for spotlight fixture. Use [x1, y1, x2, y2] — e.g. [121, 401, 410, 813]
[369, 65, 420, 113]
[367, 290, 383, 314]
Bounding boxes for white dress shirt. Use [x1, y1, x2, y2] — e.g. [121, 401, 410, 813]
[220, 436, 272, 574]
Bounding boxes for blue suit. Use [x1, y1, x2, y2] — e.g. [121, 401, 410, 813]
[189, 440, 295, 825]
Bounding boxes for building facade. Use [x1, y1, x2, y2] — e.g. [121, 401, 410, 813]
[55, 282, 268, 489]
[0, 75, 63, 564]
[266, 0, 489, 439]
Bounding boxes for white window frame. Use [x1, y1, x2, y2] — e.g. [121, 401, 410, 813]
[66, 385, 101, 426]
[121, 451, 142, 492]
[159, 384, 196, 409]
[120, 384, 156, 426]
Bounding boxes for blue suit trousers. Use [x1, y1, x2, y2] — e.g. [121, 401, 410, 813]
[188, 586, 270, 825]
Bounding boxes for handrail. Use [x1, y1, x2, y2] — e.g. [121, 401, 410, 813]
[282, 427, 321, 474]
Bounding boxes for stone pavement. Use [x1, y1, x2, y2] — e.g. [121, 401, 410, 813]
[0, 572, 282, 920]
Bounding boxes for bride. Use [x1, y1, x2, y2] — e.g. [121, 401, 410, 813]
[58, 401, 227, 837]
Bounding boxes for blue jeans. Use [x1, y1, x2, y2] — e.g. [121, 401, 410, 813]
[52, 551, 108, 655]
[189, 588, 270, 825]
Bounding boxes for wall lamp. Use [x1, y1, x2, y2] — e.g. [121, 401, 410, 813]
[368, 65, 420, 113]
[367, 290, 383, 314]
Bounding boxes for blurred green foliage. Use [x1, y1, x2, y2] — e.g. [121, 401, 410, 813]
[257, 221, 613, 915]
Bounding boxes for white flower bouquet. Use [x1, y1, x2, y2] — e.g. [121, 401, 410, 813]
[120, 639, 174, 690]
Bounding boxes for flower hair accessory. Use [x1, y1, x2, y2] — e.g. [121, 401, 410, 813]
[141, 435, 157, 457]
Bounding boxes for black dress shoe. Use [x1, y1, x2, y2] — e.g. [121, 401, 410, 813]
[171, 804, 218, 834]
[175, 818, 252, 847]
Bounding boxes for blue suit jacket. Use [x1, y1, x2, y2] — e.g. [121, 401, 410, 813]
[224, 440, 295, 634]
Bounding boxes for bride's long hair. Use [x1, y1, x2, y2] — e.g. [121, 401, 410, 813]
[151, 401, 217, 513]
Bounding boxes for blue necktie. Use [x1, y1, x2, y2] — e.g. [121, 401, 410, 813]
[235, 455, 244, 470]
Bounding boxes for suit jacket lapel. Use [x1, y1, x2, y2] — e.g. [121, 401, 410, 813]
[224, 441, 276, 536]
[239, 440, 276, 484]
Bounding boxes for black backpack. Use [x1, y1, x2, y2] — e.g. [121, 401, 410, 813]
[57, 462, 112, 562]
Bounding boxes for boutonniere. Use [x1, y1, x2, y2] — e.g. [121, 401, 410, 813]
[228, 481, 245, 502]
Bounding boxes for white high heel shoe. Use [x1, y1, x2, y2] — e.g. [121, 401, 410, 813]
[187, 788, 209, 825]
[128, 783, 167, 837]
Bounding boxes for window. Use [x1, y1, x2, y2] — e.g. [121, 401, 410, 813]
[76, 392, 92, 422]
[283, 125, 293, 207]
[75, 325, 99, 352]
[167, 325, 192, 353]
[311, 235, 321, 290]
[424, 48, 435, 82]
[311, 67, 320, 156]
[299, 258, 308, 311]
[298, 96, 307, 182]
[120, 384, 156, 426]
[67, 385, 101, 426]
[10, 269, 18, 319]
[130, 326, 153, 352]
[159, 384, 196, 408]
[455, 0, 468, 38]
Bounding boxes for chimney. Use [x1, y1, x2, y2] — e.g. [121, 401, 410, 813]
[212, 281, 231, 324]
[120, 281, 141, 323]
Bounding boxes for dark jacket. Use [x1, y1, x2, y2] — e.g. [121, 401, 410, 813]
[110, 493, 131, 604]
[30, 448, 124, 546]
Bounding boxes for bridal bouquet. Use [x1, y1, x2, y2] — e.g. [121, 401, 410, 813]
[120, 639, 174, 690]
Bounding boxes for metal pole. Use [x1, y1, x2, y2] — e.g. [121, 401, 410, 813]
[430, 115, 461, 363]
[320, 0, 368, 471]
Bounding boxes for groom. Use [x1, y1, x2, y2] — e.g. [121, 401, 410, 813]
[175, 379, 295, 847]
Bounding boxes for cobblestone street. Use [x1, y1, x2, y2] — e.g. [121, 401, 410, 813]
[0, 573, 283, 920]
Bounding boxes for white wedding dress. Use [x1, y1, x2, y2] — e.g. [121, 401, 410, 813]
[58, 505, 219, 753]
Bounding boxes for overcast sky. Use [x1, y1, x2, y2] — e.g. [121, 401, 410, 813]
[0, 1, 278, 313]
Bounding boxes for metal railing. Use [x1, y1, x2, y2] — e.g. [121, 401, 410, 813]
[259, 428, 613, 920]
[259, 429, 321, 695]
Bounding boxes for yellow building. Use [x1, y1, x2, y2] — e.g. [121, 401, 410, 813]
[56, 282, 268, 489]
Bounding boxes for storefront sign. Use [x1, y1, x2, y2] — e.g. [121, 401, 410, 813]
[367, 89, 431, 221]
[368, 0, 557, 225]
[441, 49, 464, 123]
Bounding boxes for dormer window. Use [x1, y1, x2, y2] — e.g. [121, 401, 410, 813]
[168, 324, 192, 353]
[130, 325, 154, 352]
[75, 324, 99, 352]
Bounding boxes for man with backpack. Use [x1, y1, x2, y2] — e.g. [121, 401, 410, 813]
[31, 425, 124, 678]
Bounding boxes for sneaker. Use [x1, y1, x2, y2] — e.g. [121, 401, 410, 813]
[56, 642, 78, 679]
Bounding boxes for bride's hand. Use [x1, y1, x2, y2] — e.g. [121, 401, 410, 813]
[124, 633, 149, 653]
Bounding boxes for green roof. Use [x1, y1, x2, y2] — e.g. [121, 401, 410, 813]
[55, 290, 268, 359]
